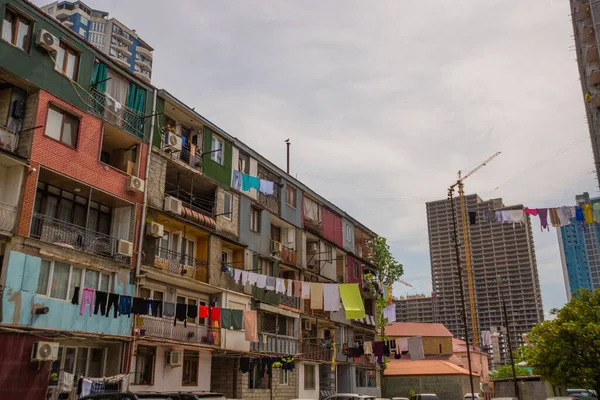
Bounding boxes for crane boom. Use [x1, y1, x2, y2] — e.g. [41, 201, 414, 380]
[460, 152, 501, 182]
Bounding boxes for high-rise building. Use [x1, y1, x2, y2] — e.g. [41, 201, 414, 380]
[40, 1, 153, 83]
[557, 192, 600, 300]
[569, 1, 600, 185]
[395, 294, 435, 323]
[426, 194, 544, 368]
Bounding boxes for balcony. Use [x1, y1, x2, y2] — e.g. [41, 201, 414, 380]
[280, 293, 300, 310]
[578, 3, 591, 21]
[250, 333, 298, 354]
[90, 88, 145, 139]
[136, 46, 153, 59]
[271, 240, 297, 265]
[153, 247, 208, 283]
[112, 30, 133, 45]
[0, 201, 16, 233]
[111, 43, 132, 57]
[110, 54, 131, 68]
[136, 58, 153, 71]
[30, 213, 129, 262]
[0, 126, 18, 153]
[587, 46, 599, 64]
[303, 299, 330, 319]
[301, 342, 333, 362]
[139, 315, 220, 346]
[134, 71, 151, 84]
[583, 25, 595, 42]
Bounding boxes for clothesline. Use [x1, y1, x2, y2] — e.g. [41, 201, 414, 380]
[231, 170, 276, 195]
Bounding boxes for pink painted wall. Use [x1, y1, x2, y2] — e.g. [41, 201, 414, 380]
[322, 207, 343, 247]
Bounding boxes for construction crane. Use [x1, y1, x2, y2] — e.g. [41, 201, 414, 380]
[450, 151, 501, 346]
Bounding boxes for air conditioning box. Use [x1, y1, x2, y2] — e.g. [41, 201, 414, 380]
[31, 341, 59, 362]
[165, 131, 182, 152]
[36, 29, 59, 53]
[164, 195, 182, 215]
[126, 176, 145, 193]
[117, 239, 134, 257]
[166, 350, 183, 366]
[303, 320, 312, 331]
[147, 222, 164, 238]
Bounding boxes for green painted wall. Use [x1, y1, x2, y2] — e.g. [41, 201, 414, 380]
[203, 127, 232, 187]
[152, 96, 165, 149]
[0, 0, 95, 110]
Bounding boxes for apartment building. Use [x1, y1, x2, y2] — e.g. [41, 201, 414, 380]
[557, 192, 600, 300]
[395, 294, 435, 323]
[40, 1, 153, 83]
[426, 194, 544, 369]
[0, 1, 380, 398]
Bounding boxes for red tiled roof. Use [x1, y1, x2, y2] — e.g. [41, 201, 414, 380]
[384, 358, 480, 377]
[385, 322, 453, 337]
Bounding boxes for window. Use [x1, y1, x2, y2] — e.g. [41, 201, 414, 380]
[279, 369, 289, 385]
[223, 192, 232, 221]
[177, 295, 203, 325]
[181, 238, 196, 267]
[134, 346, 155, 385]
[211, 135, 224, 164]
[55, 42, 80, 80]
[367, 370, 377, 387]
[2, 8, 32, 51]
[249, 359, 271, 389]
[250, 207, 261, 233]
[353, 260, 359, 278]
[79, 16, 88, 26]
[286, 185, 297, 208]
[78, 27, 86, 36]
[37, 259, 111, 301]
[324, 242, 332, 262]
[238, 154, 249, 174]
[355, 368, 366, 387]
[182, 351, 199, 386]
[139, 287, 164, 302]
[304, 364, 315, 390]
[49, 346, 105, 379]
[346, 225, 352, 242]
[45, 106, 79, 147]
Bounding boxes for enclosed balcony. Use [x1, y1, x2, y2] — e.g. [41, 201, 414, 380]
[0, 148, 22, 236]
[153, 247, 208, 282]
[0, 126, 18, 153]
[301, 342, 333, 362]
[250, 332, 298, 354]
[583, 25, 595, 43]
[136, 46, 153, 59]
[90, 88, 145, 140]
[270, 218, 297, 266]
[587, 46, 599, 64]
[257, 164, 280, 215]
[138, 315, 220, 346]
[112, 28, 133, 45]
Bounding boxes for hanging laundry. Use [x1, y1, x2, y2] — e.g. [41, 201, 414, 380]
[248, 272, 259, 286]
[259, 180, 275, 195]
[382, 304, 396, 322]
[210, 307, 221, 327]
[301, 281, 311, 299]
[187, 303, 198, 321]
[373, 341, 384, 357]
[249, 176, 261, 191]
[239, 357, 250, 373]
[323, 283, 340, 311]
[241, 270, 249, 285]
[199, 305, 209, 318]
[500, 210, 511, 223]
[118, 295, 132, 317]
[310, 282, 324, 309]
[481, 331, 492, 347]
[71, 286, 80, 305]
[583, 204, 594, 224]
[132, 297, 147, 315]
[232, 170, 243, 190]
[549, 208, 561, 228]
[486, 211, 498, 223]
[508, 210, 524, 226]
[94, 291, 108, 316]
[221, 309, 232, 329]
[80, 288, 95, 316]
[241, 174, 252, 191]
[266, 276, 276, 291]
[594, 203, 600, 223]
[163, 302, 175, 318]
[106, 293, 120, 318]
[256, 274, 267, 289]
[275, 278, 286, 294]
[524, 208, 539, 216]
[468, 211, 477, 225]
[286, 280, 293, 297]
[364, 341, 373, 356]
[399, 338, 409, 352]
[174, 303, 187, 327]
[538, 208, 550, 231]
[294, 280, 302, 297]
[558, 206, 574, 226]
[234, 269, 242, 284]
[243, 310, 258, 342]
[339, 284, 366, 319]
[576, 207, 584, 222]
[232, 309, 243, 330]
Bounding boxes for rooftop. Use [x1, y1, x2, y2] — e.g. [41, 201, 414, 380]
[385, 358, 479, 377]
[386, 322, 453, 338]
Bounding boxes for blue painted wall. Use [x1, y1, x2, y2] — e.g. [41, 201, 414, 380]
[239, 196, 271, 255]
[2, 251, 134, 336]
[559, 218, 594, 296]
[279, 180, 302, 228]
[342, 218, 355, 253]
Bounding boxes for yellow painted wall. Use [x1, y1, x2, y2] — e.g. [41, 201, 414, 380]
[390, 335, 453, 355]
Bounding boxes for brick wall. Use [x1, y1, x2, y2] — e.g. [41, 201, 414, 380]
[147, 150, 167, 209]
[383, 375, 481, 400]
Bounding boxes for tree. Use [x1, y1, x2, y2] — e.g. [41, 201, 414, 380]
[522, 289, 600, 395]
[374, 236, 404, 288]
[489, 365, 530, 380]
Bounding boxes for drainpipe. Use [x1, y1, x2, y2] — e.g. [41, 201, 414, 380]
[135, 88, 157, 290]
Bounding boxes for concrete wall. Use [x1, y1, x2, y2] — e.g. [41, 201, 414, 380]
[216, 187, 240, 240]
[279, 180, 303, 228]
[147, 151, 167, 209]
[494, 379, 566, 400]
[2, 250, 134, 335]
[219, 291, 251, 352]
[384, 374, 480, 400]
[0, 164, 24, 206]
[299, 361, 320, 399]
[342, 218, 355, 253]
[239, 195, 270, 255]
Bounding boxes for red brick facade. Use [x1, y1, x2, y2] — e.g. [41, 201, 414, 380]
[322, 207, 343, 247]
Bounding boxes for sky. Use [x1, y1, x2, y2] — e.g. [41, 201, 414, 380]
[39, 0, 598, 318]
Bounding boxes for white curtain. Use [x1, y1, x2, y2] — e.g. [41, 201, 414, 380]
[106, 70, 129, 105]
[303, 196, 320, 222]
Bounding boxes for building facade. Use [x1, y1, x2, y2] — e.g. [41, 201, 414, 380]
[426, 194, 544, 369]
[40, 1, 153, 83]
[395, 294, 435, 323]
[0, 1, 381, 399]
[557, 192, 600, 300]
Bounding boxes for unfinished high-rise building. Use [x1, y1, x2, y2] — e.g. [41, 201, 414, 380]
[426, 194, 544, 368]
[395, 294, 435, 323]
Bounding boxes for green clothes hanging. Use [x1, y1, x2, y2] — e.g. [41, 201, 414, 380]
[231, 310, 243, 330]
[339, 284, 366, 320]
[221, 309, 232, 329]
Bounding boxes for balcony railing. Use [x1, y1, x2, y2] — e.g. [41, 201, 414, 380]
[89, 88, 145, 139]
[270, 240, 297, 266]
[30, 213, 129, 262]
[250, 333, 298, 354]
[301, 343, 333, 362]
[154, 246, 208, 283]
[0, 126, 18, 153]
[280, 293, 300, 310]
[0, 201, 17, 233]
[139, 315, 220, 346]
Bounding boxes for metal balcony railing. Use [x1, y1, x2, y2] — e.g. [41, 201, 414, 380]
[30, 213, 129, 262]
[139, 315, 220, 346]
[0, 126, 18, 153]
[89, 88, 145, 139]
[250, 333, 298, 354]
[0, 201, 17, 233]
[280, 293, 300, 310]
[154, 246, 208, 283]
[301, 343, 333, 362]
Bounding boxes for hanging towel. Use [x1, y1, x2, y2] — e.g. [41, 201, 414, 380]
[468, 211, 477, 225]
[495, 211, 504, 222]
[583, 204, 594, 224]
[164, 302, 175, 318]
[538, 208, 550, 231]
[558, 206, 574, 226]
[294, 280, 302, 297]
[373, 341, 384, 357]
[407, 337, 425, 360]
[382, 304, 396, 322]
[232, 170, 243, 190]
[249, 176, 261, 191]
[339, 284, 366, 319]
[231, 309, 243, 330]
[175, 303, 187, 327]
[286, 280, 293, 297]
[259, 180, 275, 195]
[241, 270, 249, 285]
[243, 310, 258, 342]
[524, 208, 538, 216]
[594, 203, 600, 223]
[241, 174, 252, 191]
[71, 286, 80, 305]
[256, 274, 267, 289]
[500, 210, 511, 223]
[248, 272, 259, 286]
[508, 210, 524, 226]
[576, 207, 584, 222]
[310, 283, 324, 309]
[400, 338, 409, 352]
[301, 281, 311, 299]
[549, 208, 561, 227]
[275, 278, 286, 294]
[266, 276, 276, 291]
[210, 307, 221, 326]
[234, 269, 243, 284]
[323, 283, 340, 311]
[199, 305, 209, 318]
[364, 341, 373, 356]
[221, 309, 232, 329]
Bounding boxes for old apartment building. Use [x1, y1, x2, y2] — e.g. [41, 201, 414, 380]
[0, 1, 381, 398]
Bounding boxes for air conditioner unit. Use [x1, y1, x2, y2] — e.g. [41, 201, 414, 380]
[303, 320, 312, 331]
[126, 175, 145, 193]
[31, 341, 59, 362]
[271, 241, 282, 254]
[164, 195, 183, 215]
[165, 131, 182, 152]
[117, 239, 134, 257]
[147, 222, 164, 238]
[36, 29, 59, 53]
[307, 242, 318, 253]
[166, 350, 183, 366]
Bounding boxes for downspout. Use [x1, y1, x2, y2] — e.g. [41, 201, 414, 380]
[136, 88, 157, 289]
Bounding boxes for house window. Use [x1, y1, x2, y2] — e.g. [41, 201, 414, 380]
[346, 225, 352, 242]
[139, 287, 164, 302]
[367, 370, 377, 387]
[286, 185, 297, 208]
[181, 238, 196, 267]
[211, 135, 224, 165]
[353, 260, 359, 278]
[304, 364, 315, 390]
[238, 154, 249, 174]
[182, 350, 199, 386]
[250, 207, 261, 233]
[279, 369, 289, 385]
[55, 42, 80, 80]
[177, 295, 202, 325]
[49, 346, 105, 381]
[355, 368, 366, 387]
[324, 242, 332, 262]
[37, 259, 112, 301]
[134, 346, 156, 385]
[45, 106, 79, 147]
[223, 192, 232, 221]
[2, 8, 32, 52]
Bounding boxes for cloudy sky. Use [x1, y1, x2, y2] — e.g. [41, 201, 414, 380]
[41, 0, 597, 317]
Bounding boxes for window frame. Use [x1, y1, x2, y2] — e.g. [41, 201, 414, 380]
[346, 225, 352, 242]
[176, 292, 208, 325]
[182, 350, 199, 386]
[37, 259, 112, 302]
[223, 192, 232, 221]
[250, 207, 262, 234]
[44, 105, 80, 148]
[286, 185, 297, 208]
[1, 7, 33, 52]
[304, 364, 316, 390]
[49, 345, 106, 379]
[133, 345, 156, 386]
[353, 260, 359, 278]
[279, 368, 289, 385]
[54, 41, 80, 80]
[211, 135, 224, 165]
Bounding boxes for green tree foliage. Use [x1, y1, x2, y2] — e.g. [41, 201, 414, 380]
[374, 236, 404, 287]
[522, 289, 600, 395]
[489, 365, 530, 380]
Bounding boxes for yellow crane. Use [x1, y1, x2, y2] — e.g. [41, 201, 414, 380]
[450, 151, 501, 346]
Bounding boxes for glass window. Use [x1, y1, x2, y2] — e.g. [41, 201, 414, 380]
[75, 347, 88, 377]
[84, 270, 99, 289]
[304, 364, 315, 390]
[88, 348, 104, 377]
[211, 136, 224, 165]
[223, 193, 232, 221]
[286, 186, 297, 208]
[2, 9, 31, 51]
[355, 368, 366, 387]
[37, 259, 51, 295]
[279, 369, 289, 385]
[44, 106, 79, 147]
[182, 351, 199, 386]
[50, 262, 70, 299]
[366, 370, 377, 387]
[250, 208, 261, 233]
[79, 16, 88, 26]
[64, 347, 76, 374]
[134, 346, 155, 385]
[99, 273, 110, 292]
[139, 287, 151, 299]
[54, 42, 79, 80]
